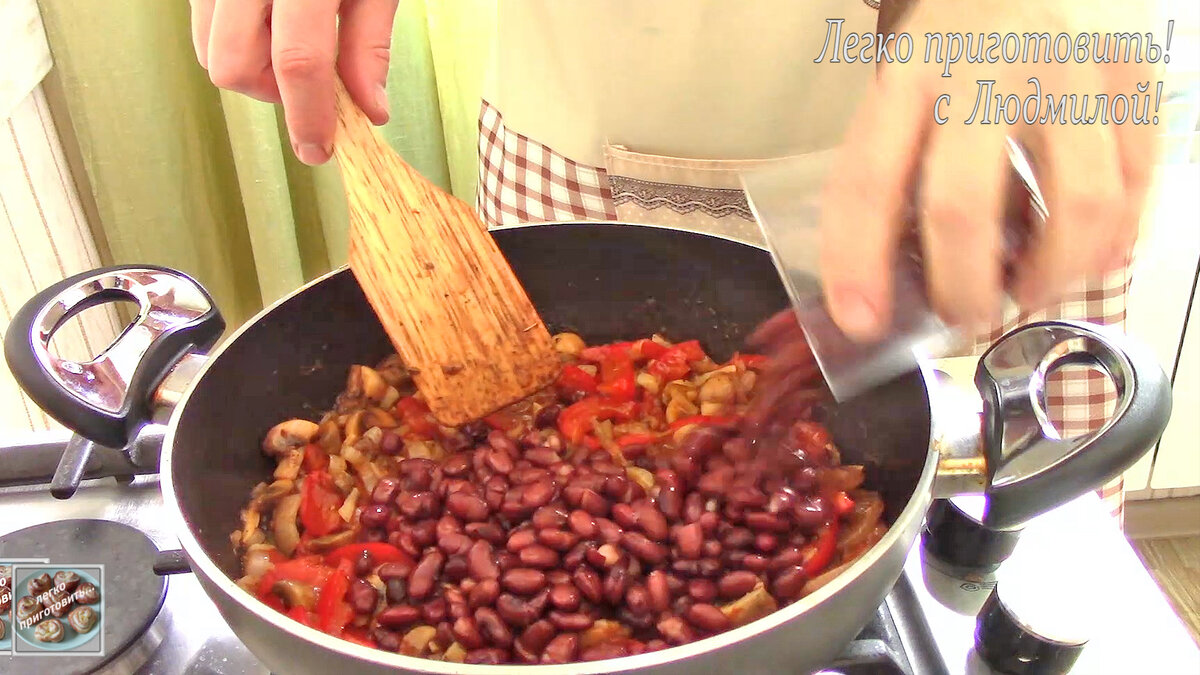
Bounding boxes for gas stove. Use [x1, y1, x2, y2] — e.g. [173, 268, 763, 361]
[0, 432, 1196, 675]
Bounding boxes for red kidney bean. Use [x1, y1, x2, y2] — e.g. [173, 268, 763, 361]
[702, 539, 723, 558]
[442, 452, 471, 477]
[622, 532, 668, 564]
[377, 560, 413, 582]
[771, 546, 805, 571]
[465, 539, 500, 581]
[688, 578, 717, 603]
[698, 510, 720, 534]
[546, 570, 571, 585]
[657, 487, 683, 521]
[664, 573, 686, 596]
[452, 616, 485, 650]
[657, 615, 696, 645]
[772, 565, 808, 601]
[697, 558, 723, 578]
[793, 495, 829, 530]
[449, 599, 471, 621]
[445, 492, 489, 522]
[581, 643, 631, 661]
[379, 430, 403, 455]
[397, 490, 440, 519]
[420, 597, 448, 624]
[632, 502, 669, 541]
[465, 648, 509, 665]
[511, 467, 551, 485]
[722, 436, 754, 462]
[523, 480, 558, 509]
[534, 404, 561, 428]
[746, 511, 789, 533]
[721, 527, 754, 549]
[573, 567, 603, 604]
[438, 532, 472, 556]
[468, 578, 500, 607]
[548, 583, 580, 611]
[723, 503, 745, 522]
[497, 593, 539, 628]
[526, 448, 561, 467]
[696, 467, 734, 496]
[603, 566, 630, 605]
[611, 503, 638, 530]
[465, 521, 504, 545]
[364, 528, 388, 543]
[767, 487, 798, 514]
[578, 489, 610, 517]
[683, 493, 706, 522]
[528, 586, 551, 615]
[353, 550, 374, 577]
[347, 578, 378, 614]
[686, 603, 731, 633]
[568, 510, 597, 538]
[595, 517, 623, 544]
[518, 545, 560, 569]
[563, 542, 592, 570]
[755, 533, 779, 553]
[718, 570, 759, 599]
[488, 430, 519, 455]
[742, 554, 769, 573]
[672, 595, 695, 616]
[603, 475, 629, 500]
[360, 504, 390, 529]
[675, 522, 704, 559]
[647, 571, 671, 611]
[373, 627, 401, 652]
[371, 477, 401, 505]
[435, 514, 462, 539]
[506, 528, 537, 552]
[486, 449, 515, 474]
[532, 506, 568, 529]
[496, 551, 519, 573]
[377, 604, 421, 629]
[517, 620, 554, 653]
[502, 568, 548, 595]
[624, 583, 652, 615]
[541, 633, 579, 664]
[536, 529, 579, 552]
[410, 519, 438, 547]
[470, 609, 509, 650]
[443, 555, 469, 582]
[394, 531, 420, 558]
[407, 551, 444, 600]
[548, 611, 595, 632]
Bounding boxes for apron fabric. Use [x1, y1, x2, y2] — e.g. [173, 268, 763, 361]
[473, 0, 1129, 525]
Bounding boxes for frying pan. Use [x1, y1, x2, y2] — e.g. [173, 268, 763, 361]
[4, 222, 1171, 674]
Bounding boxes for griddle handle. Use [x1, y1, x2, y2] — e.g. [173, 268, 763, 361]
[50, 434, 97, 500]
[153, 549, 193, 575]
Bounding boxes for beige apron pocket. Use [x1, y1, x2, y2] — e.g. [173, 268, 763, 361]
[603, 143, 835, 246]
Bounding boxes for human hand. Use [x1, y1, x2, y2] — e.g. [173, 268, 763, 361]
[190, 0, 399, 165]
[820, 0, 1159, 340]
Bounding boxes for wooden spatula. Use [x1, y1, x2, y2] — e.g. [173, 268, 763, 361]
[331, 80, 560, 426]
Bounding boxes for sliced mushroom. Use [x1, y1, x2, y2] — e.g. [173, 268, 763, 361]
[343, 411, 365, 445]
[272, 494, 302, 555]
[400, 625, 438, 656]
[315, 419, 342, 454]
[273, 448, 304, 481]
[665, 397, 698, 424]
[239, 506, 262, 546]
[698, 372, 736, 405]
[374, 354, 412, 388]
[363, 407, 398, 429]
[581, 619, 631, 648]
[262, 420, 318, 458]
[552, 332, 586, 356]
[272, 579, 317, 610]
[307, 529, 357, 552]
[346, 365, 389, 404]
[442, 642, 466, 663]
[662, 380, 697, 405]
[338, 488, 360, 522]
[720, 583, 778, 628]
[380, 386, 401, 411]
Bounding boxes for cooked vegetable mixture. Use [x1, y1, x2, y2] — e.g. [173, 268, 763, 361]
[233, 333, 887, 664]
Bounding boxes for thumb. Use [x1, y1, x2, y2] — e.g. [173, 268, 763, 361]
[337, 0, 399, 126]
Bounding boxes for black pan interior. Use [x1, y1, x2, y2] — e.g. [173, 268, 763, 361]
[170, 223, 930, 577]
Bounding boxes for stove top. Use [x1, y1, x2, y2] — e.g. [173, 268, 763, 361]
[0, 432, 1196, 674]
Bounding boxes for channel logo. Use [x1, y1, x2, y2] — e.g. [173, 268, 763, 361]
[2, 563, 104, 657]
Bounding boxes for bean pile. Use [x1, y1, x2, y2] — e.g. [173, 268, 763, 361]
[235, 333, 886, 665]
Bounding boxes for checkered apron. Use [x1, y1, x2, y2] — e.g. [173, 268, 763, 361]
[475, 98, 1131, 526]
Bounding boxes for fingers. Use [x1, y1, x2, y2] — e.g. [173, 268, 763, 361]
[190, 0, 216, 70]
[1012, 124, 1124, 309]
[1105, 73, 1160, 272]
[338, 0, 399, 126]
[207, 0, 279, 103]
[272, 0, 342, 165]
[821, 62, 931, 341]
[917, 124, 1008, 328]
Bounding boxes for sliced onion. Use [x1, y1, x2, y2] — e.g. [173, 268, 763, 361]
[272, 494, 302, 556]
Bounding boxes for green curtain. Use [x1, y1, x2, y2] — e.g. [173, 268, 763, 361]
[36, 0, 495, 328]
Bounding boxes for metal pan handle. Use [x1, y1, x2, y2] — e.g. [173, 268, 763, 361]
[3, 265, 225, 449]
[973, 320, 1172, 530]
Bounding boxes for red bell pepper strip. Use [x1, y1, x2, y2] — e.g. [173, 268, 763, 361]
[616, 432, 660, 447]
[302, 443, 329, 472]
[581, 339, 668, 363]
[831, 490, 856, 517]
[255, 555, 332, 596]
[316, 559, 355, 636]
[484, 412, 519, 432]
[645, 340, 706, 382]
[342, 626, 377, 648]
[631, 339, 669, 360]
[579, 342, 634, 362]
[258, 591, 287, 613]
[665, 414, 739, 434]
[288, 604, 317, 628]
[672, 340, 707, 361]
[597, 352, 636, 402]
[324, 543, 414, 569]
[396, 397, 439, 439]
[556, 364, 599, 394]
[300, 471, 344, 537]
[557, 396, 639, 444]
[802, 519, 840, 577]
[582, 435, 602, 450]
